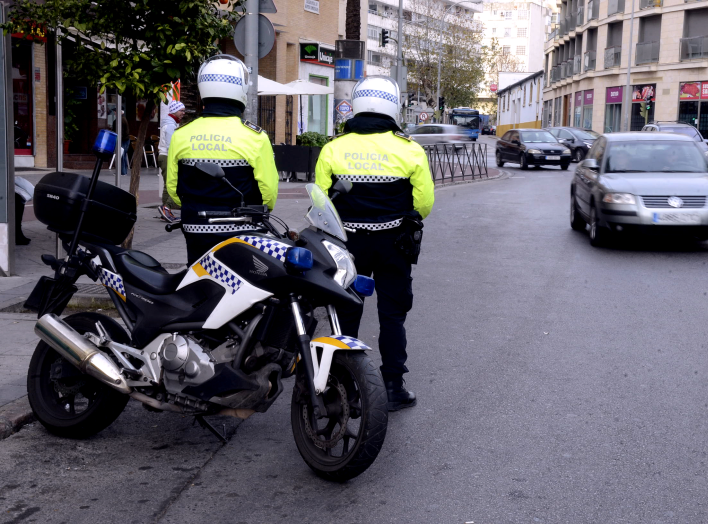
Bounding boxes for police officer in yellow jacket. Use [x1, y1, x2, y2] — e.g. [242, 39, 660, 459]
[316, 76, 434, 411]
[166, 55, 278, 265]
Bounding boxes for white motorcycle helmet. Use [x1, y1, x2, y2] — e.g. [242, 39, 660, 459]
[197, 54, 249, 107]
[351, 76, 401, 122]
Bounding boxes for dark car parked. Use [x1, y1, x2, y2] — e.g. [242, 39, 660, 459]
[481, 124, 493, 135]
[546, 127, 600, 162]
[641, 122, 708, 153]
[495, 129, 572, 170]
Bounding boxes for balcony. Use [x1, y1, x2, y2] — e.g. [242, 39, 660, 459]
[636, 41, 660, 64]
[639, 0, 662, 7]
[680, 35, 708, 61]
[587, 0, 599, 20]
[608, 0, 625, 15]
[567, 13, 576, 28]
[560, 61, 567, 79]
[548, 26, 558, 41]
[574, 54, 582, 74]
[604, 46, 621, 68]
[584, 49, 597, 71]
[552, 65, 561, 83]
[560, 19, 567, 36]
[565, 59, 574, 77]
[577, 5, 585, 25]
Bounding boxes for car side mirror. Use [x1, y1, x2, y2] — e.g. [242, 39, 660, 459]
[512, 139, 520, 145]
[581, 158, 599, 171]
[195, 162, 225, 179]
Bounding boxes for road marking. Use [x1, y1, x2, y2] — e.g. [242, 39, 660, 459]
[509, 176, 526, 179]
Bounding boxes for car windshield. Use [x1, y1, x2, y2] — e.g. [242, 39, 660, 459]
[305, 184, 347, 241]
[520, 131, 556, 143]
[573, 129, 600, 140]
[661, 126, 701, 141]
[607, 142, 707, 173]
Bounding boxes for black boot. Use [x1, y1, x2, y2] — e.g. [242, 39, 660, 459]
[385, 379, 417, 411]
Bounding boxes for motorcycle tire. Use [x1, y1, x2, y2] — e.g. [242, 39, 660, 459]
[291, 351, 388, 482]
[27, 312, 131, 439]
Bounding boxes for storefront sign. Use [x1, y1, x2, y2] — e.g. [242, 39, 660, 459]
[606, 86, 623, 104]
[318, 46, 334, 67]
[575, 91, 583, 107]
[631, 84, 655, 102]
[300, 43, 318, 61]
[304, 0, 319, 14]
[584, 89, 594, 105]
[679, 82, 708, 100]
[34, 68, 40, 82]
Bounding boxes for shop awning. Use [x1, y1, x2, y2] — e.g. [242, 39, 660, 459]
[257, 76, 299, 96]
[285, 79, 334, 95]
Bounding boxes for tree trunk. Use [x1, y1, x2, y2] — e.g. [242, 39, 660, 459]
[121, 98, 156, 249]
[345, 0, 361, 40]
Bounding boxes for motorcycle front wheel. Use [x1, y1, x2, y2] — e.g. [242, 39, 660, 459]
[291, 351, 388, 482]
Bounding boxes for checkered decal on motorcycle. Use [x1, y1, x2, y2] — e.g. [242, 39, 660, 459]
[343, 219, 403, 231]
[238, 236, 290, 262]
[336, 175, 401, 183]
[198, 74, 243, 86]
[353, 89, 398, 104]
[180, 158, 250, 167]
[330, 335, 371, 350]
[183, 223, 259, 233]
[99, 268, 126, 300]
[198, 253, 244, 295]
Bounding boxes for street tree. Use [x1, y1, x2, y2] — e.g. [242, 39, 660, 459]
[346, 0, 361, 40]
[481, 37, 525, 115]
[2, 0, 239, 247]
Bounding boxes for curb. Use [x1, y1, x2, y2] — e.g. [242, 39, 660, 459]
[435, 169, 510, 189]
[0, 396, 34, 440]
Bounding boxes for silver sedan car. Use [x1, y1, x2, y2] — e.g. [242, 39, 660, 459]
[408, 124, 467, 146]
[570, 132, 708, 246]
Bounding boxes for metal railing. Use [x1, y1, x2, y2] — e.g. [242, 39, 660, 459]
[565, 59, 574, 77]
[588, 0, 599, 20]
[577, 5, 585, 25]
[574, 54, 582, 74]
[608, 0, 625, 15]
[424, 143, 488, 183]
[548, 27, 558, 41]
[560, 61, 567, 78]
[636, 41, 660, 64]
[640, 0, 662, 7]
[552, 64, 561, 82]
[680, 35, 708, 61]
[584, 49, 597, 70]
[560, 19, 567, 35]
[567, 13, 576, 28]
[604, 46, 621, 68]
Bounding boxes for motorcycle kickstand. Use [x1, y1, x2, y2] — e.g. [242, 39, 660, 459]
[194, 415, 228, 444]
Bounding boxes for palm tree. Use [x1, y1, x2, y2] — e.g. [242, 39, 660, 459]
[346, 0, 361, 40]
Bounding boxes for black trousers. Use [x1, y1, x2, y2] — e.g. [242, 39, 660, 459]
[338, 227, 414, 382]
[183, 232, 233, 266]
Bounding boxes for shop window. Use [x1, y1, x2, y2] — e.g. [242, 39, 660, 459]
[12, 39, 33, 155]
[583, 106, 593, 129]
[308, 75, 328, 135]
[605, 104, 623, 133]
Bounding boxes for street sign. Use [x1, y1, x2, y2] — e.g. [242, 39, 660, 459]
[336, 100, 352, 117]
[419, 112, 429, 121]
[233, 14, 275, 59]
[490, 83, 498, 92]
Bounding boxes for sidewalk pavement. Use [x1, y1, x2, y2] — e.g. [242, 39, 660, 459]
[0, 164, 505, 437]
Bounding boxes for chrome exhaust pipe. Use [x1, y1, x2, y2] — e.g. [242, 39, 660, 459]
[35, 314, 131, 395]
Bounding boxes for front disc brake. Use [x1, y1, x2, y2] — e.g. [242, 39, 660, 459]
[302, 383, 349, 450]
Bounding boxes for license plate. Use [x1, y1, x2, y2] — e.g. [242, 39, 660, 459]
[652, 212, 701, 225]
[546, 155, 560, 160]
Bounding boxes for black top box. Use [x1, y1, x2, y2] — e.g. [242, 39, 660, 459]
[34, 171, 137, 245]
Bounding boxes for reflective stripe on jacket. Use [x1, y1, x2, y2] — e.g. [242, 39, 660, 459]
[315, 131, 434, 227]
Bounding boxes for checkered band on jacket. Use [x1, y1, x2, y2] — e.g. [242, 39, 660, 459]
[198, 74, 243, 86]
[330, 335, 371, 350]
[352, 89, 398, 104]
[343, 219, 403, 231]
[198, 253, 244, 295]
[99, 268, 125, 299]
[238, 236, 290, 262]
[179, 158, 250, 167]
[335, 175, 402, 183]
[183, 223, 260, 234]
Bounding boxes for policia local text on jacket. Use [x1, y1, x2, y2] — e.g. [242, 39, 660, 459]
[315, 115, 434, 400]
[166, 101, 279, 265]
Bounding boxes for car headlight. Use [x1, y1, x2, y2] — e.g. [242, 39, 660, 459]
[322, 240, 357, 288]
[584, 141, 593, 147]
[561, 148, 571, 154]
[603, 193, 636, 204]
[527, 149, 542, 154]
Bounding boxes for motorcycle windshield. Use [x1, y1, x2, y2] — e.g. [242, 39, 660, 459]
[304, 184, 348, 242]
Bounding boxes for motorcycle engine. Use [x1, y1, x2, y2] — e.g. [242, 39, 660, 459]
[159, 334, 215, 394]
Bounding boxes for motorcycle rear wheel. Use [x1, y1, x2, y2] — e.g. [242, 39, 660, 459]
[291, 351, 388, 482]
[27, 313, 130, 439]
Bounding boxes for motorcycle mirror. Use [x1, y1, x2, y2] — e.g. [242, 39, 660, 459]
[330, 179, 353, 200]
[195, 162, 226, 179]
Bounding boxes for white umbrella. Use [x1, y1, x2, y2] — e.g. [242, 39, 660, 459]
[257, 76, 299, 96]
[285, 79, 334, 96]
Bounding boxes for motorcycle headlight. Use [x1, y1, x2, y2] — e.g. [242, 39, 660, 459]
[322, 240, 357, 288]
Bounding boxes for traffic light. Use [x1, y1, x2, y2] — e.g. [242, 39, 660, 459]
[639, 101, 648, 120]
[438, 96, 445, 111]
[381, 29, 389, 47]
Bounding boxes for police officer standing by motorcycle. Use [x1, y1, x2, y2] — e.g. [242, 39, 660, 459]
[315, 76, 435, 411]
[166, 55, 279, 265]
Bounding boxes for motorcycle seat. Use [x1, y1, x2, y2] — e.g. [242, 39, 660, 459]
[100, 246, 187, 296]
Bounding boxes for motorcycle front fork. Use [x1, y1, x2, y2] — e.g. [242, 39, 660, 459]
[290, 297, 341, 418]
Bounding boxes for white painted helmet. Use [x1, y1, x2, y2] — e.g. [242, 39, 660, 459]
[352, 76, 401, 122]
[197, 54, 249, 107]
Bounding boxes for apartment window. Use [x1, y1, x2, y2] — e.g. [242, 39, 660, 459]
[492, 27, 497, 34]
[369, 3, 377, 12]
[517, 28, 527, 38]
[367, 25, 381, 40]
[529, 82, 533, 104]
[518, 10, 529, 19]
[493, 9, 497, 15]
[517, 46, 526, 55]
[504, 11, 513, 19]
[367, 50, 382, 64]
[503, 46, 511, 55]
[504, 28, 511, 37]
[523, 85, 527, 106]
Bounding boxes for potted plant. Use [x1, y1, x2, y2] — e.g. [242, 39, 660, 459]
[274, 132, 329, 181]
[63, 88, 82, 154]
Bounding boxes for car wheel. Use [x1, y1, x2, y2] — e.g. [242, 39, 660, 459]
[574, 149, 585, 162]
[496, 151, 505, 167]
[520, 153, 529, 170]
[570, 191, 586, 231]
[589, 204, 610, 247]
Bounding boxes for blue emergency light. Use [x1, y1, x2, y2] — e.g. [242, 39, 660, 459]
[351, 275, 375, 297]
[285, 247, 313, 270]
[92, 129, 118, 159]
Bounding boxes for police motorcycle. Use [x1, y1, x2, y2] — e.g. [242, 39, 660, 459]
[24, 130, 388, 481]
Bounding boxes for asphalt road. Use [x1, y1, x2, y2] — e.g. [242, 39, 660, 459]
[3, 157, 708, 524]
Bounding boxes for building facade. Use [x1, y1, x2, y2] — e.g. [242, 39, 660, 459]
[543, 0, 708, 135]
[496, 69, 545, 134]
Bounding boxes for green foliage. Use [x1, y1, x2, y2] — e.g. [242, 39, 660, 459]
[63, 87, 82, 142]
[297, 132, 329, 148]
